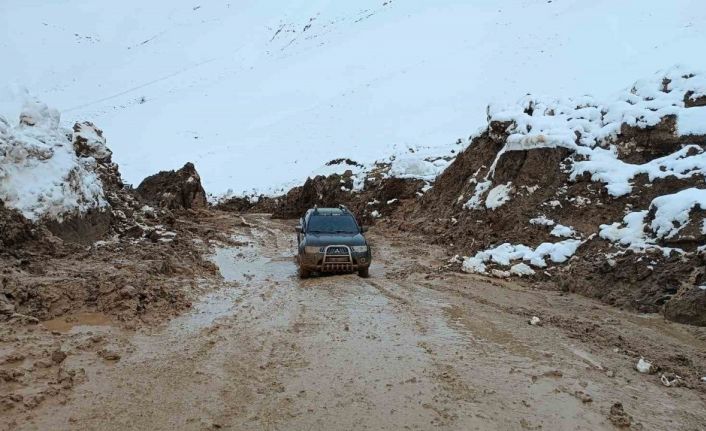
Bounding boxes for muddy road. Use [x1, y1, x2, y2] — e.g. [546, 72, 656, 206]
[11, 215, 706, 430]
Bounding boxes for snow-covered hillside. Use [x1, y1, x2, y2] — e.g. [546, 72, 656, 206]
[2, 0, 705, 195]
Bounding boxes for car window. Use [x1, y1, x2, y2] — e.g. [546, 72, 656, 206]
[307, 215, 359, 234]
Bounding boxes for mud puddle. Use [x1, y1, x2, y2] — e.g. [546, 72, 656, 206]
[42, 312, 114, 333]
[148, 236, 295, 335]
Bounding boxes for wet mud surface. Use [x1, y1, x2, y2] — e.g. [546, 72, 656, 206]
[4, 215, 706, 430]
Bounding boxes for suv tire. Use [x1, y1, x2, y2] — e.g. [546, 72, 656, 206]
[357, 267, 370, 278]
[299, 267, 311, 279]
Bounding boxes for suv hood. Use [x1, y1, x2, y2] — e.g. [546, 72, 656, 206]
[303, 233, 367, 247]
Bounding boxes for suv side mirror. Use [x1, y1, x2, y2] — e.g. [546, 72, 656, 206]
[296, 225, 303, 234]
[361, 226, 369, 233]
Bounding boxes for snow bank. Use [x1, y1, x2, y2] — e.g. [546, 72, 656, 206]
[650, 188, 706, 238]
[462, 239, 582, 274]
[599, 188, 706, 252]
[482, 67, 706, 198]
[0, 102, 106, 221]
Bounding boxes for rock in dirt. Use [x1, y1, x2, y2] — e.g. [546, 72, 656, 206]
[573, 390, 593, 403]
[98, 349, 121, 361]
[660, 373, 682, 387]
[137, 162, 208, 210]
[0, 201, 36, 250]
[529, 316, 541, 326]
[51, 350, 67, 364]
[72, 122, 112, 163]
[608, 402, 633, 428]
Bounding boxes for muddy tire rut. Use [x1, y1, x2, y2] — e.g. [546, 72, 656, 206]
[8, 215, 706, 431]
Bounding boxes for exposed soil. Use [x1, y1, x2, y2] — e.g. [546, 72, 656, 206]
[136, 162, 208, 210]
[392, 116, 706, 326]
[3, 214, 704, 430]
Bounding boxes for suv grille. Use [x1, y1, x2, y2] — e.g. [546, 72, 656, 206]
[327, 246, 348, 255]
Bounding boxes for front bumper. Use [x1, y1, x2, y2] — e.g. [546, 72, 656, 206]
[299, 245, 371, 273]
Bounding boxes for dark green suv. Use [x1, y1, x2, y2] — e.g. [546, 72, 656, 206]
[296, 206, 371, 278]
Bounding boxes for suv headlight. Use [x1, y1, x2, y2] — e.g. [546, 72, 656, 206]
[304, 246, 323, 254]
[352, 246, 369, 253]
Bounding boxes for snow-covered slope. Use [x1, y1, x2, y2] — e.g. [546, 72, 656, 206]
[2, 0, 705, 194]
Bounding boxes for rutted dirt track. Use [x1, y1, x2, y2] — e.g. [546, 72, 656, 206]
[11, 214, 706, 430]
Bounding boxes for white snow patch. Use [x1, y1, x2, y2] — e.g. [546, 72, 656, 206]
[650, 188, 706, 239]
[678, 106, 706, 136]
[530, 216, 556, 226]
[550, 224, 576, 238]
[510, 263, 535, 276]
[0, 102, 106, 221]
[463, 180, 492, 210]
[485, 182, 513, 210]
[462, 239, 582, 274]
[600, 188, 706, 252]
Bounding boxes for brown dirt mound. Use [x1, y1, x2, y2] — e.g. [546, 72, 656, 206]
[270, 171, 356, 219]
[136, 162, 208, 210]
[393, 118, 706, 325]
[217, 163, 426, 225]
[0, 201, 37, 250]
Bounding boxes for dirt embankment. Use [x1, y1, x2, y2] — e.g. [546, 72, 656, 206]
[402, 113, 706, 326]
[216, 161, 426, 224]
[0, 119, 241, 417]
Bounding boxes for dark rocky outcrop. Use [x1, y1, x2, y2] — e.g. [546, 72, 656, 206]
[136, 162, 208, 210]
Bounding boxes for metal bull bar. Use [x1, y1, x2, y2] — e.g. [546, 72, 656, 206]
[322, 245, 354, 272]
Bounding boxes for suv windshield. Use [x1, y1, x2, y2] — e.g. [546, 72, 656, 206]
[307, 215, 359, 234]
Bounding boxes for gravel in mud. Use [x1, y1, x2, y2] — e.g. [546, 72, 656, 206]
[3, 214, 705, 430]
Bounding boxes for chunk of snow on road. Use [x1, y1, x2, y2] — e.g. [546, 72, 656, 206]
[550, 224, 576, 238]
[636, 358, 652, 374]
[529, 316, 541, 326]
[386, 198, 398, 205]
[461, 239, 582, 274]
[0, 102, 106, 221]
[370, 210, 381, 218]
[485, 182, 513, 210]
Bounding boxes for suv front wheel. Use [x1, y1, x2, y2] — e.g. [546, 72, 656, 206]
[299, 266, 311, 279]
[357, 267, 369, 278]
